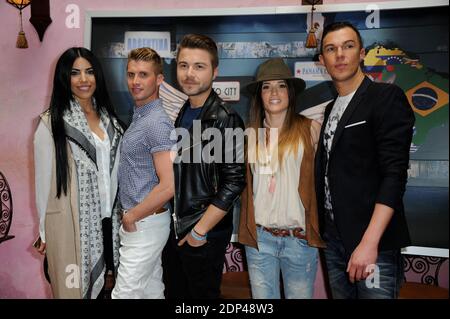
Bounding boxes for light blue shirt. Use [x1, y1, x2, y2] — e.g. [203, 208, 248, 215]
[118, 98, 175, 209]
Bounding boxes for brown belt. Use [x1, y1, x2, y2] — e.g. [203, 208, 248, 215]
[259, 225, 306, 240]
[120, 207, 166, 219]
[151, 207, 167, 215]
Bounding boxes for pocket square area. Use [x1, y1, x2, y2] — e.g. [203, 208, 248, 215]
[345, 120, 366, 128]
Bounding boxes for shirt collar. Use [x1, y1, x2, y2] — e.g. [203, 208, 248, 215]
[133, 98, 162, 120]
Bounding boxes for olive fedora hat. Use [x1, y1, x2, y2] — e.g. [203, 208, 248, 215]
[245, 58, 306, 95]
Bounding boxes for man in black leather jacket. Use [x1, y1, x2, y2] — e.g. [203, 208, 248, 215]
[163, 34, 246, 299]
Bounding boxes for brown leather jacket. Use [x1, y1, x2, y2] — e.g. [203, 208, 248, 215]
[238, 118, 326, 249]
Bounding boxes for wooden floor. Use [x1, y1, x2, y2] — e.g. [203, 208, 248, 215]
[220, 271, 251, 299]
[398, 282, 449, 299]
[220, 271, 449, 299]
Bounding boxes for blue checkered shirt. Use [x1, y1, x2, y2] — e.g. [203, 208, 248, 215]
[118, 98, 175, 209]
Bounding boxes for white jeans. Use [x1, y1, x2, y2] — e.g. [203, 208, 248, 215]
[111, 210, 170, 299]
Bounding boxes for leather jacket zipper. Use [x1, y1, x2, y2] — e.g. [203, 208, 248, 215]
[172, 210, 179, 240]
[173, 164, 181, 239]
[213, 163, 218, 193]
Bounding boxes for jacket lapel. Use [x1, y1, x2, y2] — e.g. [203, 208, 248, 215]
[316, 99, 335, 167]
[201, 91, 220, 121]
[330, 76, 372, 154]
[174, 102, 187, 128]
[175, 90, 220, 127]
[320, 100, 335, 136]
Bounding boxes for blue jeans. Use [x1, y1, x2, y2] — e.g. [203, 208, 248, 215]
[323, 232, 404, 299]
[245, 226, 318, 299]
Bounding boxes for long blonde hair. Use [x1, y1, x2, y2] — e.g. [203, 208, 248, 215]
[248, 80, 311, 165]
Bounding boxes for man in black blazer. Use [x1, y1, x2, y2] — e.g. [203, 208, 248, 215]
[315, 22, 415, 299]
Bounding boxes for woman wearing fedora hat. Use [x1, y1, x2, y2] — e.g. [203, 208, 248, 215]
[238, 58, 326, 299]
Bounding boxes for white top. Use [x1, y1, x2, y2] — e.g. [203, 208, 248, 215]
[91, 121, 112, 220]
[252, 143, 306, 229]
[324, 90, 356, 150]
[33, 120, 112, 242]
[323, 90, 356, 211]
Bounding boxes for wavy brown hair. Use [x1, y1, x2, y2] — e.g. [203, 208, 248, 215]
[248, 80, 312, 164]
[176, 34, 218, 68]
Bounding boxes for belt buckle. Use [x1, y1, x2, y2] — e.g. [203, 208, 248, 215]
[279, 229, 289, 237]
[294, 228, 305, 239]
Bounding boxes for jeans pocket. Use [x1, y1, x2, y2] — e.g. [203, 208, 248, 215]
[120, 224, 138, 234]
[295, 237, 310, 247]
[180, 241, 209, 258]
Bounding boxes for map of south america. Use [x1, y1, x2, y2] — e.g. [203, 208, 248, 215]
[364, 45, 449, 158]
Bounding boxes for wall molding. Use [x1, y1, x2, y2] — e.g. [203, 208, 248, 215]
[84, 0, 448, 49]
[402, 246, 449, 258]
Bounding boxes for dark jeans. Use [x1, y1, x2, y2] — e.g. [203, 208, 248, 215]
[163, 228, 231, 299]
[323, 232, 404, 299]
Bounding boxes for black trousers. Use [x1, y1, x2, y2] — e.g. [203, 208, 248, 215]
[102, 217, 114, 272]
[96, 217, 114, 299]
[163, 228, 231, 299]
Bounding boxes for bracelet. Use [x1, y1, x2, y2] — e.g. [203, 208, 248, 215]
[193, 228, 207, 238]
[190, 228, 207, 241]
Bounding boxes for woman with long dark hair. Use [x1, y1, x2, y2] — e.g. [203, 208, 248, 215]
[238, 58, 326, 298]
[33, 47, 124, 298]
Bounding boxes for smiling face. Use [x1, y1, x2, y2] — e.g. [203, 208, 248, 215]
[70, 57, 96, 104]
[176, 48, 218, 107]
[319, 26, 365, 87]
[261, 80, 290, 116]
[127, 60, 164, 107]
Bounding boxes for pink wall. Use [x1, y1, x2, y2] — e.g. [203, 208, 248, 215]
[0, 0, 440, 299]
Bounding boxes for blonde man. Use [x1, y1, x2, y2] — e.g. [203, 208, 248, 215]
[112, 47, 175, 299]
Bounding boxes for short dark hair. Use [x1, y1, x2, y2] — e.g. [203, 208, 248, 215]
[320, 21, 364, 53]
[176, 34, 219, 68]
[128, 47, 163, 75]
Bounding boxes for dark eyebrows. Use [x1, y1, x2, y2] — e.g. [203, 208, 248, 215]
[177, 61, 207, 66]
[71, 67, 94, 71]
[323, 40, 356, 49]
